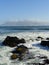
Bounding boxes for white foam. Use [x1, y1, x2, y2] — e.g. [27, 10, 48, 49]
[0, 32, 49, 65]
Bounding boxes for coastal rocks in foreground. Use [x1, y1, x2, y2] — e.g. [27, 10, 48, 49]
[46, 38, 49, 40]
[19, 38, 26, 43]
[36, 36, 44, 41]
[11, 54, 19, 60]
[2, 36, 26, 47]
[44, 59, 49, 64]
[12, 45, 28, 54]
[40, 40, 49, 47]
[37, 36, 43, 40]
[11, 45, 29, 60]
[2, 36, 19, 47]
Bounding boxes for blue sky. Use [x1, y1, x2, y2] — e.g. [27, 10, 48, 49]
[0, 0, 49, 24]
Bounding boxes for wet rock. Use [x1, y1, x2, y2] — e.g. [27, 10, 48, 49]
[11, 54, 19, 60]
[44, 59, 49, 64]
[40, 41, 49, 47]
[39, 63, 45, 65]
[37, 55, 47, 59]
[11, 45, 29, 60]
[2, 36, 26, 47]
[2, 36, 20, 47]
[46, 38, 49, 40]
[19, 38, 26, 43]
[12, 45, 28, 54]
[27, 63, 39, 65]
[37, 36, 43, 39]
[36, 39, 40, 41]
[36, 36, 43, 41]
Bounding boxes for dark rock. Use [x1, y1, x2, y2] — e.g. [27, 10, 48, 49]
[11, 54, 19, 60]
[37, 36, 43, 39]
[19, 38, 26, 43]
[36, 39, 40, 41]
[39, 63, 45, 65]
[11, 45, 29, 60]
[27, 63, 39, 65]
[2, 36, 19, 47]
[44, 59, 49, 64]
[12, 45, 28, 54]
[38, 56, 47, 59]
[46, 38, 49, 40]
[40, 41, 49, 47]
[2, 36, 26, 47]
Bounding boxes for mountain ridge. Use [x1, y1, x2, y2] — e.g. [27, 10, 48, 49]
[1, 21, 49, 26]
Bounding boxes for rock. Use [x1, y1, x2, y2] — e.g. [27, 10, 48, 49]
[37, 55, 47, 59]
[12, 45, 28, 54]
[2, 36, 26, 47]
[36, 36, 43, 41]
[11, 45, 29, 60]
[19, 38, 26, 43]
[36, 39, 40, 41]
[27, 63, 39, 65]
[2, 36, 19, 47]
[46, 38, 49, 40]
[27, 63, 45, 65]
[40, 41, 49, 47]
[11, 54, 19, 60]
[44, 59, 49, 64]
[39, 63, 45, 65]
[37, 36, 43, 39]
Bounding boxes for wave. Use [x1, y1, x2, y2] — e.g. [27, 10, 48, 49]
[0, 26, 49, 34]
[0, 26, 49, 30]
[0, 32, 49, 65]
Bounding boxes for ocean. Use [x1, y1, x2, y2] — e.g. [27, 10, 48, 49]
[0, 26, 49, 65]
[0, 26, 49, 34]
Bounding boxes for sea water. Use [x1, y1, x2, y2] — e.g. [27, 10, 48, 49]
[0, 26, 49, 65]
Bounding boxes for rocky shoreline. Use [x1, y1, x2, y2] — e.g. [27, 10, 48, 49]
[1, 36, 49, 65]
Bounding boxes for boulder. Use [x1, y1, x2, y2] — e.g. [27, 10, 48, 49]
[11, 45, 29, 60]
[19, 38, 26, 43]
[37, 55, 47, 60]
[40, 41, 49, 47]
[11, 54, 19, 60]
[44, 59, 49, 64]
[46, 38, 49, 40]
[12, 45, 28, 54]
[2, 36, 26, 47]
[37, 36, 43, 39]
[2, 36, 19, 47]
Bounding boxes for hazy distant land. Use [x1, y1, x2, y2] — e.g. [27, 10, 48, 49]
[1, 21, 49, 26]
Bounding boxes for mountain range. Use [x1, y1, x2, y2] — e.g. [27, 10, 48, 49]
[1, 21, 49, 26]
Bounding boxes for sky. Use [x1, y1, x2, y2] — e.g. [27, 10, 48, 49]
[0, 0, 49, 25]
